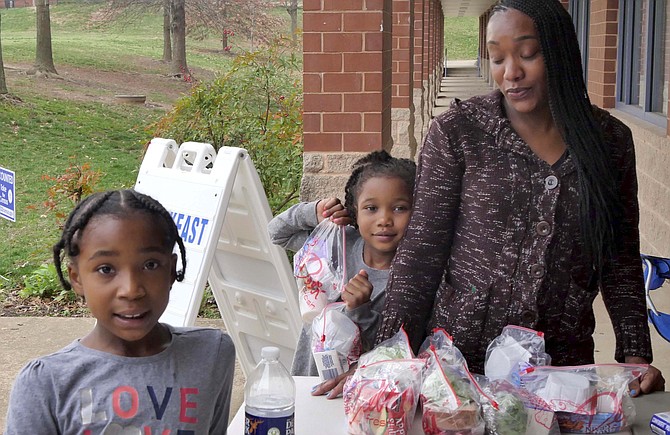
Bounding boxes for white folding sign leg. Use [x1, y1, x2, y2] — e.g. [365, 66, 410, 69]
[134, 138, 243, 327]
[207, 150, 301, 377]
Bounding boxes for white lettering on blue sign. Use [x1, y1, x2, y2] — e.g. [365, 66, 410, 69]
[170, 212, 210, 245]
[0, 166, 16, 222]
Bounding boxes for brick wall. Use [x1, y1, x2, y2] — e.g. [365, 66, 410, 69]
[586, 0, 618, 108]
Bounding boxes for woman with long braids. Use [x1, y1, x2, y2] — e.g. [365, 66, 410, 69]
[376, 0, 665, 394]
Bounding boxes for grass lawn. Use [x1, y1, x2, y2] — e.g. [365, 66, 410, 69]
[0, 1, 296, 302]
[444, 17, 479, 60]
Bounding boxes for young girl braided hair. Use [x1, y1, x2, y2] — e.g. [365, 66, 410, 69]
[376, 0, 664, 395]
[5, 189, 236, 434]
[268, 149, 416, 397]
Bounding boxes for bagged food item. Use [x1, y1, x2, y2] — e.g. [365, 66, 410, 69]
[293, 219, 346, 322]
[418, 328, 467, 367]
[518, 364, 648, 433]
[343, 328, 424, 435]
[311, 303, 362, 381]
[484, 325, 551, 383]
[420, 345, 486, 435]
[482, 379, 560, 435]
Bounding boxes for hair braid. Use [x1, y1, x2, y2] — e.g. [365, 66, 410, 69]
[344, 150, 417, 229]
[53, 189, 187, 290]
[493, 0, 623, 271]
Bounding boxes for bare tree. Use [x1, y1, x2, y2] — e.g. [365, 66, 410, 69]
[169, 0, 188, 77]
[283, 0, 299, 42]
[31, 0, 58, 76]
[188, 0, 283, 52]
[0, 14, 7, 94]
[162, 0, 172, 62]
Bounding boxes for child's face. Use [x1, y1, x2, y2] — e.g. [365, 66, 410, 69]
[68, 213, 177, 355]
[356, 176, 413, 263]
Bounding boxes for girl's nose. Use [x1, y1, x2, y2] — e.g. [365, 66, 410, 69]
[117, 272, 146, 300]
[378, 211, 393, 226]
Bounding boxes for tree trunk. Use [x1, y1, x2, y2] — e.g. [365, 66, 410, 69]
[169, 0, 188, 77]
[33, 0, 58, 75]
[287, 0, 298, 43]
[162, 0, 172, 62]
[0, 14, 7, 94]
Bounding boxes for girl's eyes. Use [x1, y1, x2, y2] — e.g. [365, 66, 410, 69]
[363, 205, 378, 212]
[144, 260, 160, 271]
[394, 205, 410, 212]
[96, 265, 114, 275]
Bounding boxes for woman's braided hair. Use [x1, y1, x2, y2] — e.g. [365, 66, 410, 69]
[343, 150, 416, 229]
[492, 0, 623, 271]
[53, 189, 187, 290]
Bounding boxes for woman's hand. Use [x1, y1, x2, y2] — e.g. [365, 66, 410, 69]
[316, 198, 351, 225]
[311, 364, 357, 399]
[625, 356, 666, 396]
[341, 270, 373, 310]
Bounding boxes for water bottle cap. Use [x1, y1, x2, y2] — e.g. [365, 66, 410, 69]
[261, 346, 280, 360]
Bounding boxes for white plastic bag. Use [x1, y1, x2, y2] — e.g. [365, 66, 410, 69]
[517, 363, 648, 433]
[311, 302, 362, 381]
[484, 325, 551, 383]
[293, 219, 346, 322]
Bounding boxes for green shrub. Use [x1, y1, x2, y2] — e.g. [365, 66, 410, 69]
[21, 263, 76, 302]
[151, 37, 303, 214]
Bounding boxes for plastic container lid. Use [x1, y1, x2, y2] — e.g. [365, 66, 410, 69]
[261, 346, 280, 360]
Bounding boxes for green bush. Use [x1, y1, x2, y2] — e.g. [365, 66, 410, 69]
[151, 37, 303, 214]
[21, 263, 76, 302]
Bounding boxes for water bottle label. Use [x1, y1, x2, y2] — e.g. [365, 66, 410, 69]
[245, 412, 295, 435]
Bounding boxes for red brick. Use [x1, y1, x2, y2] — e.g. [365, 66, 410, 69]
[323, 73, 363, 92]
[323, 113, 363, 132]
[303, 73, 322, 93]
[324, 0, 363, 10]
[304, 133, 342, 151]
[303, 13, 343, 32]
[364, 72, 383, 91]
[365, 33, 384, 51]
[304, 53, 343, 72]
[344, 12, 384, 32]
[393, 0, 410, 13]
[344, 93, 382, 112]
[303, 113, 322, 132]
[344, 52, 383, 72]
[365, 0, 384, 10]
[364, 113, 382, 132]
[323, 33, 363, 52]
[303, 33, 322, 52]
[392, 95, 410, 107]
[303, 0, 322, 11]
[304, 93, 342, 112]
[343, 133, 383, 151]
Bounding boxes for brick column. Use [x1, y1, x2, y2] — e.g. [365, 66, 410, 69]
[586, 0, 618, 108]
[391, 0, 416, 159]
[302, 0, 393, 200]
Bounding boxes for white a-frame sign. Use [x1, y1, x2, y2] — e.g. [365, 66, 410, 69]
[135, 138, 301, 376]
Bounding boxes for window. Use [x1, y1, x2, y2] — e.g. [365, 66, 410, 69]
[617, 0, 667, 127]
[569, 0, 590, 83]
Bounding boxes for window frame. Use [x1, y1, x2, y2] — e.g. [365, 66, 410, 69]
[569, 0, 590, 83]
[616, 0, 667, 128]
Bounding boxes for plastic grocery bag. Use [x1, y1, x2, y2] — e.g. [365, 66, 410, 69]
[311, 303, 362, 381]
[418, 329, 486, 435]
[517, 364, 648, 433]
[343, 327, 425, 435]
[293, 219, 346, 322]
[482, 379, 560, 435]
[484, 325, 551, 383]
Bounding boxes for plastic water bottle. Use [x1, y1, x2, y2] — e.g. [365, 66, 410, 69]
[244, 346, 296, 435]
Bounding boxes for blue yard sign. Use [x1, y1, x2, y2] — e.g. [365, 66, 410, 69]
[0, 166, 16, 222]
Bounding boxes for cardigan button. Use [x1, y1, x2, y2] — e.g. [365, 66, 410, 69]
[536, 221, 551, 236]
[530, 264, 546, 278]
[545, 175, 559, 190]
[521, 310, 537, 323]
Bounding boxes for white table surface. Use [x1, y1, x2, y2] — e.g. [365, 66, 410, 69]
[227, 376, 670, 434]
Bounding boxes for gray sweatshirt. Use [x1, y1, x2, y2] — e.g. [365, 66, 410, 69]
[268, 201, 388, 376]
